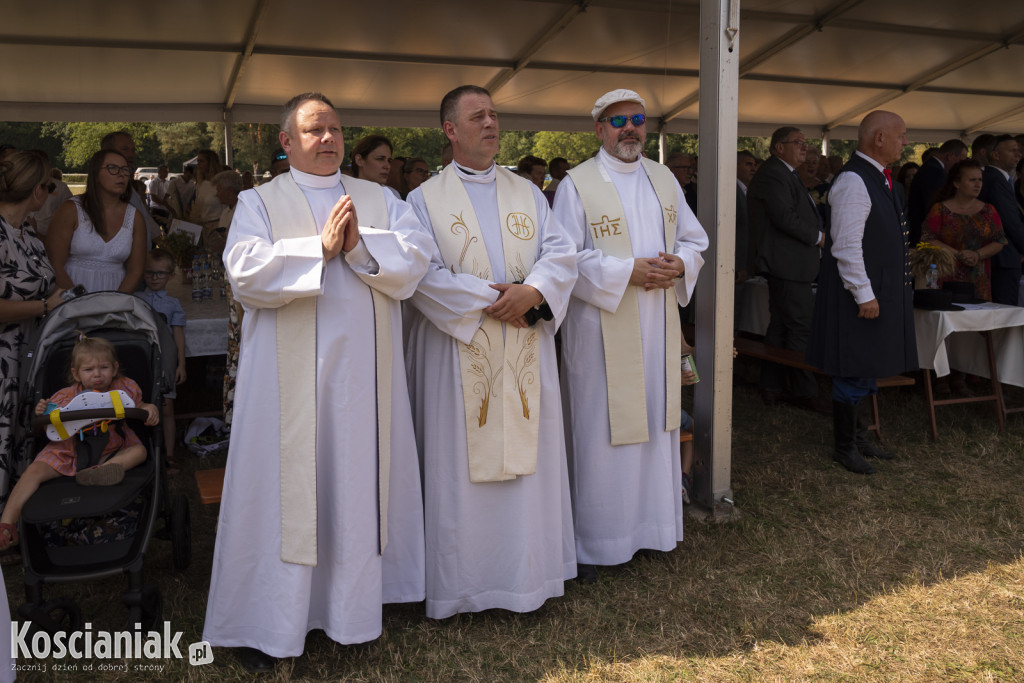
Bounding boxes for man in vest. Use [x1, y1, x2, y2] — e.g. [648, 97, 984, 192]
[203, 92, 430, 671]
[404, 85, 579, 619]
[552, 89, 708, 582]
[807, 110, 916, 475]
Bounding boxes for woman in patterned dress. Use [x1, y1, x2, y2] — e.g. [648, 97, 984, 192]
[0, 150, 66, 517]
[924, 159, 1005, 301]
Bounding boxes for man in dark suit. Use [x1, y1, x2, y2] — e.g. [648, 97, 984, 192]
[807, 111, 916, 475]
[980, 135, 1024, 305]
[906, 139, 967, 245]
[748, 126, 826, 412]
[736, 150, 756, 280]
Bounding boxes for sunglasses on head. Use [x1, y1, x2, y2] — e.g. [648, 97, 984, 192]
[40, 181, 56, 193]
[599, 113, 646, 128]
[272, 152, 288, 162]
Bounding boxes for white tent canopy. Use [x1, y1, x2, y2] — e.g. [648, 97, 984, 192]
[2, 0, 1022, 141]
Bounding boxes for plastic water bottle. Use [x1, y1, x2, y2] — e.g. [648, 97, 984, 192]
[192, 254, 203, 303]
[925, 263, 939, 290]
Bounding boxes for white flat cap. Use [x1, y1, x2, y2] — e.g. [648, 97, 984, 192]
[591, 89, 646, 120]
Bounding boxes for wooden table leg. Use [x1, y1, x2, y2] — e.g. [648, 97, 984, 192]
[923, 368, 938, 442]
[983, 331, 1006, 432]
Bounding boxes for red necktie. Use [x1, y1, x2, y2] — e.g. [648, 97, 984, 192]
[882, 168, 893, 192]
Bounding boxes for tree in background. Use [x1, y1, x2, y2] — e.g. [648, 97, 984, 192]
[532, 131, 599, 165]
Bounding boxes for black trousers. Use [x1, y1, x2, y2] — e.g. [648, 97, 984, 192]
[761, 275, 818, 398]
[991, 267, 1021, 307]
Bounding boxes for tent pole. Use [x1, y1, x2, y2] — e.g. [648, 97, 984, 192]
[223, 110, 234, 168]
[693, 0, 739, 517]
[658, 123, 667, 164]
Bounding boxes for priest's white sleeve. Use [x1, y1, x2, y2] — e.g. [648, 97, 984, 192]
[405, 189, 500, 345]
[224, 189, 324, 310]
[522, 186, 578, 327]
[345, 191, 431, 301]
[552, 176, 633, 313]
[671, 185, 709, 306]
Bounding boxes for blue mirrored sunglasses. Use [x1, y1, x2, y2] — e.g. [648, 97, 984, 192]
[599, 113, 646, 128]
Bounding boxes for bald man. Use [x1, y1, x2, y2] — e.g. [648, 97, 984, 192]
[807, 111, 917, 475]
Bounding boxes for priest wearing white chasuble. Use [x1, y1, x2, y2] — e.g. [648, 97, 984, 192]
[404, 85, 578, 619]
[203, 93, 430, 668]
[552, 89, 708, 576]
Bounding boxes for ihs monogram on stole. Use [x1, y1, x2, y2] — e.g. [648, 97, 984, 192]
[590, 214, 623, 239]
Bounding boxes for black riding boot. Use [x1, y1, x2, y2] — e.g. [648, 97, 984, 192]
[832, 400, 875, 474]
[855, 402, 894, 460]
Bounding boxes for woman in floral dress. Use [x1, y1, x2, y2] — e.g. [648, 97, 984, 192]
[0, 150, 65, 516]
[924, 159, 1005, 301]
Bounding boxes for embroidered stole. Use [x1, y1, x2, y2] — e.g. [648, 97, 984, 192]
[421, 165, 541, 482]
[567, 157, 682, 445]
[255, 173, 392, 566]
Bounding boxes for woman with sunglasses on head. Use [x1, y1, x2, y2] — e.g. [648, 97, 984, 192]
[0, 150, 66, 550]
[46, 148, 147, 293]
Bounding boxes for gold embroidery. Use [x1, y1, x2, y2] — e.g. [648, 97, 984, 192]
[506, 329, 538, 420]
[450, 212, 478, 269]
[665, 205, 677, 224]
[506, 212, 535, 240]
[590, 214, 622, 239]
[463, 327, 501, 427]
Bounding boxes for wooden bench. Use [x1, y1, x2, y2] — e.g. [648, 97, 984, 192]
[194, 468, 225, 504]
[733, 336, 915, 443]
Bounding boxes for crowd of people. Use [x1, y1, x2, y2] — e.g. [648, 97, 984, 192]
[1, 84, 1023, 674]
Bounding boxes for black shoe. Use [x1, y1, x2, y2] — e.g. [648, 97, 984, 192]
[576, 563, 597, 584]
[855, 403, 894, 460]
[236, 647, 277, 673]
[833, 400, 875, 475]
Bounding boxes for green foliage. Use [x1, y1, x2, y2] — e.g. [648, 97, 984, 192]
[152, 122, 214, 170]
[344, 126, 450, 169]
[229, 123, 282, 176]
[532, 131, 600, 165]
[0, 122, 64, 165]
[496, 131, 536, 166]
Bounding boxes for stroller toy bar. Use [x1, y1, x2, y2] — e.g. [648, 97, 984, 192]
[44, 390, 136, 442]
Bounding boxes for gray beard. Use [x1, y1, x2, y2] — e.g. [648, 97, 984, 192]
[611, 138, 643, 162]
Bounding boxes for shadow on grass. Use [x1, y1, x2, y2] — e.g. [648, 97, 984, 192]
[6, 377, 1024, 681]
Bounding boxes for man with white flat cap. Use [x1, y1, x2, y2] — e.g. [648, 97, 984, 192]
[552, 89, 708, 581]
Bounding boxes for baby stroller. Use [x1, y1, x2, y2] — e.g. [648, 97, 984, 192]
[12, 291, 191, 633]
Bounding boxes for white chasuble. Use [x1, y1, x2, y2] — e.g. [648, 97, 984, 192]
[256, 173, 393, 565]
[421, 164, 540, 482]
[566, 157, 682, 445]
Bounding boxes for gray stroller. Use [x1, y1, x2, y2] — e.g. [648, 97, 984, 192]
[13, 291, 191, 633]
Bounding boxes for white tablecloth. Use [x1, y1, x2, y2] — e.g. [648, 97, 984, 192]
[914, 303, 1024, 387]
[166, 279, 229, 357]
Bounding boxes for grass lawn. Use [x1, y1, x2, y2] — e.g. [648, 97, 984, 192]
[6, 373, 1024, 681]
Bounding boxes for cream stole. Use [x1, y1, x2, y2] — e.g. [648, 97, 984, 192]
[421, 164, 541, 482]
[255, 172, 392, 566]
[567, 156, 682, 445]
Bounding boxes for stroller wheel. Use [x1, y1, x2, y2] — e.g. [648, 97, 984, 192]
[171, 493, 191, 571]
[18, 598, 83, 637]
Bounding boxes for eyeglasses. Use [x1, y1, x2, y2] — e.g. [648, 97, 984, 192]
[406, 168, 429, 176]
[669, 165, 693, 171]
[104, 164, 132, 176]
[39, 181, 56, 193]
[599, 114, 646, 128]
[143, 270, 172, 278]
[781, 139, 808, 148]
[272, 152, 288, 162]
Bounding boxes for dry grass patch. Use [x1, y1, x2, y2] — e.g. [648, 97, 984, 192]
[6, 379, 1024, 681]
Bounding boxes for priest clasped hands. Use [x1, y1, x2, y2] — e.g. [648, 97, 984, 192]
[485, 282, 544, 328]
[629, 251, 685, 291]
[321, 194, 361, 260]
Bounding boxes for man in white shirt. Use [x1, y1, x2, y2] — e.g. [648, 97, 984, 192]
[807, 110, 917, 475]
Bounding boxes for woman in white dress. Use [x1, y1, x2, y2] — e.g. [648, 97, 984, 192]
[46, 149, 146, 293]
[188, 149, 224, 248]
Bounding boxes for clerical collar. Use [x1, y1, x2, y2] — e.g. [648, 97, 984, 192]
[291, 167, 341, 189]
[454, 162, 496, 184]
[598, 147, 641, 174]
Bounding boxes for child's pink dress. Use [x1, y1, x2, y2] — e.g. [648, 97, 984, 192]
[35, 376, 144, 476]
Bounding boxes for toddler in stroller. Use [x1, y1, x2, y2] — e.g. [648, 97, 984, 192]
[0, 334, 158, 552]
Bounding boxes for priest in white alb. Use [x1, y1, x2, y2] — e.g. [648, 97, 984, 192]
[203, 93, 430, 671]
[404, 85, 578, 619]
[552, 89, 708, 581]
